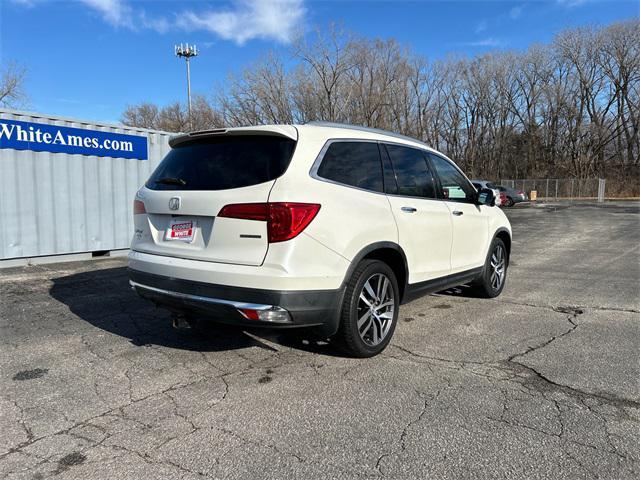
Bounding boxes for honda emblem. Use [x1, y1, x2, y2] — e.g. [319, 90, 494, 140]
[168, 197, 181, 210]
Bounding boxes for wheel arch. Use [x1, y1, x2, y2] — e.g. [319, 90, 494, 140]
[343, 242, 409, 302]
[493, 228, 512, 265]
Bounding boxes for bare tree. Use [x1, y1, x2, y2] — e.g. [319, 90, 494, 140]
[121, 95, 222, 132]
[599, 20, 640, 168]
[121, 103, 159, 129]
[0, 61, 28, 109]
[219, 53, 295, 126]
[121, 19, 640, 194]
[294, 25, 355, 122]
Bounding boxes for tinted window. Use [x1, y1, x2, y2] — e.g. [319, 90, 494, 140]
[385, 144, 436, 198]
[317, 141, 383, 192]
[147, 135, 296, 191]
[428, 154, 476, 202]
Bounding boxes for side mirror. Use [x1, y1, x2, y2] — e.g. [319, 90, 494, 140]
[476, 187, 496, 206]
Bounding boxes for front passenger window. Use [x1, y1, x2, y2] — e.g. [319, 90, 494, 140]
[428, 154, 476, 202]
[384, 144, 437, 198]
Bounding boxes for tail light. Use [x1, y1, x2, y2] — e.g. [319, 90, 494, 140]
[517, 190, 524, 195]
[217, 203, 267, 221]
[238, 308, 260, 320]
[268, 203, 321, 243]
[218, 202, 321, 243]
[133, 199, 146, 214]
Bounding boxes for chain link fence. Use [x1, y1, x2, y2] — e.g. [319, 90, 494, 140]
[500, 178, 607, 202]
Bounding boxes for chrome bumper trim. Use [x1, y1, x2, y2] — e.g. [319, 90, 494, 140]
[129, 280, 288, 313]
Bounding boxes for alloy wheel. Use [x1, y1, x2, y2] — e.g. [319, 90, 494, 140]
[490, 244, 506, 290]
[357, 273, 395, 347]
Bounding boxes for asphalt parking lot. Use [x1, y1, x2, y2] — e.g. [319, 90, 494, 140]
[1, 202, 638, 479]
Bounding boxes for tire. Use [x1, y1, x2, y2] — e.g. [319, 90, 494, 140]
[334, 260, 400, 358]
[505, 197, 514, 207]
[473, 238, 508, 298]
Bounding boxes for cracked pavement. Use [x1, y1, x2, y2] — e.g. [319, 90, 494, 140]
[1, 202, 638, 479]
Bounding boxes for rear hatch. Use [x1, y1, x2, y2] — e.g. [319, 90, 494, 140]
[132, 128, 297, 266]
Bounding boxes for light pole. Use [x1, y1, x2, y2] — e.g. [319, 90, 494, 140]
[175, 43, 198, 131]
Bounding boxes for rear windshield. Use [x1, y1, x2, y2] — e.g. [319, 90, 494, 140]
[146, 135, 296, 191]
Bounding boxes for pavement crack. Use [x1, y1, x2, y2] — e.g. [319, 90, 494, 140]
[390, 345, 479, 369]
[12, 399, 35, 444]
[496, 299, 639, 315]
[494, 299, 565, 311]
[165, 390, 199, 433]
[584, 305, 639, 314]
[107, 443, 214, 478]
[123, 366, 135, 404]
[0, 376, 222, 460]
[502, 308, 640, 411]
[508, 307, 582, 363]
[502, 360, 640, 411]
[376, 390, 442, 476]
[80, 334, 110, 362]
[219, 428, 304, 463]
[198, 352, 225, 376]
[390, 310, 640, 417]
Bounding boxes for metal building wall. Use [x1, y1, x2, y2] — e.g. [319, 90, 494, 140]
[0, 109, 172, 260]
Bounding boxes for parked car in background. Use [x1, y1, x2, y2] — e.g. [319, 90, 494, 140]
[472, 180, 502, 206]
[129, 122, 511, 357]
[496, 185, 528, 207]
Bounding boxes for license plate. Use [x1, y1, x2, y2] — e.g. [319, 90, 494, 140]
[166, 218, 196, 243]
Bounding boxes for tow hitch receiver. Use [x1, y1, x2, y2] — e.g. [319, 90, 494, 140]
[171, 314, 197, 330]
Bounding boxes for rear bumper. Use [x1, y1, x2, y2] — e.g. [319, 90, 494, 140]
[128, 269, 343, 336]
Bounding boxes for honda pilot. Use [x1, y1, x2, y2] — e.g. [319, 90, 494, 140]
[129, 122, 511, 357]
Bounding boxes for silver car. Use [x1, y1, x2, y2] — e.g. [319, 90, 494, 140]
[496, 185, 528, 207]
[472, 180, 502, 207]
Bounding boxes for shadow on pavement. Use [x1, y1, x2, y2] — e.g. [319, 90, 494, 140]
[49, 265, 342, 356]
[436, 283, 485, 298]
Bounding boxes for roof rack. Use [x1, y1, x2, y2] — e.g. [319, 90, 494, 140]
[304, 121, 430, 148]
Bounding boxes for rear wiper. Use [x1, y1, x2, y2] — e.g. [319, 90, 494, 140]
[155, 177, 186, 186]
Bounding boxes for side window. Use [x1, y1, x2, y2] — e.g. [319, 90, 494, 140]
[384, 144, 437, 199]
[428, 154, 476, 202]
[316, 141, 383, 193]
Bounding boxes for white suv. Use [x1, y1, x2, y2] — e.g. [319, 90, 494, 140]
[129, 122, 511, 357]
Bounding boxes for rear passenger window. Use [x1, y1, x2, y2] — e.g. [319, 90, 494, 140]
[317, 141, 383, 192]
[384, 144, 437, 198]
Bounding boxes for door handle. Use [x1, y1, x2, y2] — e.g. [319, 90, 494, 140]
[452, 210, 464, 216]
[401, 207, 417, 213]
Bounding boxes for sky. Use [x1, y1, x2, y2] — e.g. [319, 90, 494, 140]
[1, 0, 638, 123]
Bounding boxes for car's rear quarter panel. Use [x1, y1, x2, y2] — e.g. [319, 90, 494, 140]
[267, 127, 400, 287]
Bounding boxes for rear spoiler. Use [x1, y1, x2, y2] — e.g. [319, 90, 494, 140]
[169, 125, 298, 148]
